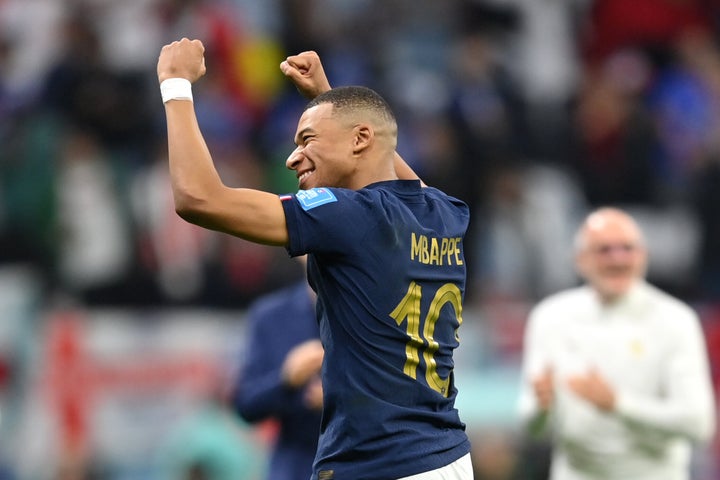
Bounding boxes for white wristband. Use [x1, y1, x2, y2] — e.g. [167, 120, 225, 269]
[160, 78, 193, 103]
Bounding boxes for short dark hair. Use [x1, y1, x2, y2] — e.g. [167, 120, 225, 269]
[306, 86, 397, 126]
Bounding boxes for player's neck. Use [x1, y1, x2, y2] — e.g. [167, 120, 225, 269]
[350, 157, 397, 190]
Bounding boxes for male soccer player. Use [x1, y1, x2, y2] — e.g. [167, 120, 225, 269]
[157, 40, 473, 479]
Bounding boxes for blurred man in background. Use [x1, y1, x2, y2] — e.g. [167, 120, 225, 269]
[518, 207, 716, 480]
[232, 256, 322, 480]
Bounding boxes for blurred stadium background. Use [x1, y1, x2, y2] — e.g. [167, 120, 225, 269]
[0, 0, 719, 478]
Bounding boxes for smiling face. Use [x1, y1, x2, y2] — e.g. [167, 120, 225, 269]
[286, 103, 357, 190]
[575, 208, 647, 303]
[285, 86, 399, 191]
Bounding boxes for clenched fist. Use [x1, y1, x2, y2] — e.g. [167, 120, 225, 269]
[280, 51, 332, 100]
[157, 38, 207, 84]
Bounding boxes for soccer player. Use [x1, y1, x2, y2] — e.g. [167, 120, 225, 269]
[157, 40, 473, 479]
[518, 207, 716, 480]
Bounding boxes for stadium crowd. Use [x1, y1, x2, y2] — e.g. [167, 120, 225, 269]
[1, 0, 720, 307]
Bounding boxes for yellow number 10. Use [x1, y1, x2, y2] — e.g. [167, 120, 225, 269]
[389, 281, 463, 397]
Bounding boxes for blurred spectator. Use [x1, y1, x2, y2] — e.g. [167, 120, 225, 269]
[648, 30, 720, 200]
[647, 29, 720, 300]
[472, 163, 587, 304]
[0, 0, 64, 102]
[518, 207, 716, 480]
[470, 0, 588, 164]
[442, 29, 524, 298]
[40, 10, 156, 156]
[0, 107, 60, 274]
[55, 129, 133, 302]
[582, 0, 712, 65]
[569, 49, 662, 206]
[445, 29, 522, 208]
[232, 264, 322, 480]
[130, 143, 209, 303]
[75, 0, 165, 72]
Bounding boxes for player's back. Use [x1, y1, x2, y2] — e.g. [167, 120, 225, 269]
[288, 180, 471, 480]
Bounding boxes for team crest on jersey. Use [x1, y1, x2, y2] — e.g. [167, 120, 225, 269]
[295, 188, 338, 211]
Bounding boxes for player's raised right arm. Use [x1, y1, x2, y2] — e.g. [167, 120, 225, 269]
[159, 38, 288, 246]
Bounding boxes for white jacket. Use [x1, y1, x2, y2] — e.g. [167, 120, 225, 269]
[518, 281, 716, 480]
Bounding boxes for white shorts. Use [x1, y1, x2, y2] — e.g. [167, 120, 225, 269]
[395, 453, 474, 480]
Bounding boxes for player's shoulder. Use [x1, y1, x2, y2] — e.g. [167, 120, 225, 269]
[291, 186, 376, 214]
[331, 180, 466, 209]
[288, 187, 342, 212]
[423, 186, 470, 215]
[373, 181, 470, 223]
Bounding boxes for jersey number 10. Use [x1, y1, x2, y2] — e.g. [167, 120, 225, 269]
[390, 281, 463, 397]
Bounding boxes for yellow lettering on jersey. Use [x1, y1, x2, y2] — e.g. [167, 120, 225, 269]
[440, 238, 449, 264]
[411, 233, 463, 266]
[452, 238, 463, 265]
[429, 237, 440, 265]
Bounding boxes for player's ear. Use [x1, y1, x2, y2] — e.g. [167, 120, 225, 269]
[352, 124, 372, 154]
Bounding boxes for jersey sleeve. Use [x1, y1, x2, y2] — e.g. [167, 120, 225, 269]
[280, 187, 373, 257]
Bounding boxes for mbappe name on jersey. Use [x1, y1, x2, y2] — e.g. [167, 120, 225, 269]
[410, 232, 463, 266]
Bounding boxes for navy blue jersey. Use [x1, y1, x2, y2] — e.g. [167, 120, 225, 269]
[280, 179, 471, 480]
